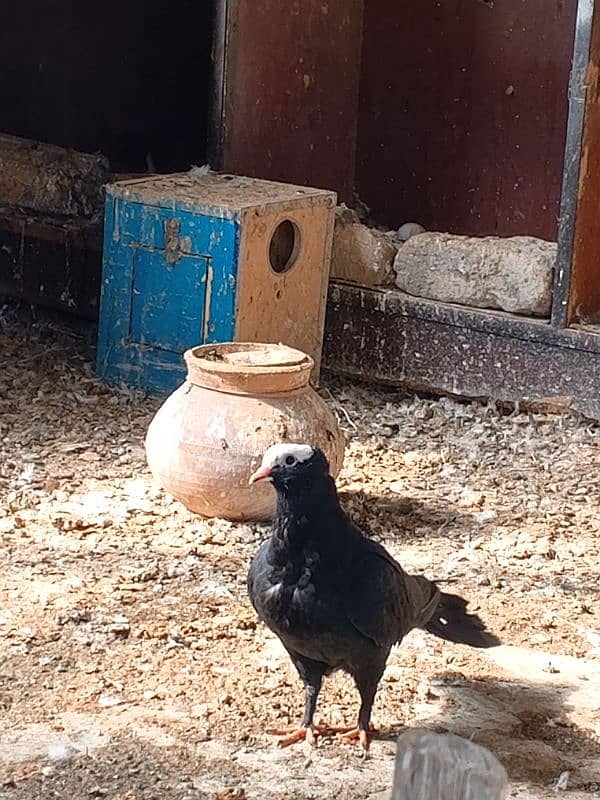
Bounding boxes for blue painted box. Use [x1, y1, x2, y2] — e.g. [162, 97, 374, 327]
[96, 171, 336, 395]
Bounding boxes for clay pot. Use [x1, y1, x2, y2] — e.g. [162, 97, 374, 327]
[145, 342, 345, 521]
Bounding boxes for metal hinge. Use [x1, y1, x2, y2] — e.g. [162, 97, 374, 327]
[164, 218, 181, 265]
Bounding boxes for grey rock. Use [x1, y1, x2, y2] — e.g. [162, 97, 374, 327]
[392, 728, 509, 800]
[335, 203, 361, 225]
[331, 206, 398, 286]
[394, 232, 556, 316]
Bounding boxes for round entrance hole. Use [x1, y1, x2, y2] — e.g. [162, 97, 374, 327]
[268, 220, 301, 273]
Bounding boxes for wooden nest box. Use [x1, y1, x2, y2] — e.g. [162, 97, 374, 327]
[96, 171, 336, 396]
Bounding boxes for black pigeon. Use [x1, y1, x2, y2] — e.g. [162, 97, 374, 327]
[247, 443, 500, 751]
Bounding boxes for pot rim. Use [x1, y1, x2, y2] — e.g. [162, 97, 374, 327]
[183, 342, 314, 395]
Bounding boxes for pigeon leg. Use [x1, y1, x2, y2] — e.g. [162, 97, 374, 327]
[356, 684, 377, 751]
[301, 674, 322, 728]
[272, 659, 325, 748]
[338, 673, 381, 752]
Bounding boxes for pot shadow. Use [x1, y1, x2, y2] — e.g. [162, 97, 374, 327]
[337, 488, 473, 543]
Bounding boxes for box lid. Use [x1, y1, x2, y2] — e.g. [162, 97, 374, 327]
[106, 170, 336, 219]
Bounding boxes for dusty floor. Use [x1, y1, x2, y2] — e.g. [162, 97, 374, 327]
[0, 302, 599, 800]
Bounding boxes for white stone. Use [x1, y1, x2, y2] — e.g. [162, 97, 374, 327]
[98, 694, 126, 708]
[397, 222, 426, 241]
[47, 743, 75, 761]
[394, 232, 556, 316]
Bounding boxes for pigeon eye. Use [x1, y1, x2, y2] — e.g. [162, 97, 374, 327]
[285, 455, 296, 466]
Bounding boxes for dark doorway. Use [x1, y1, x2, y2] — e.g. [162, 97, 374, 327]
[0, 1, 213, 171]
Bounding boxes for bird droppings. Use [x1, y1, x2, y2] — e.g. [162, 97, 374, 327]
[0, 300, 599, 800]
[98, 695, 128, 709]
[46, 743, 76, 762]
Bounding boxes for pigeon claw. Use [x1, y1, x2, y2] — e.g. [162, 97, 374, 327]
[269, 724, 371, 751]
[336, 727, 371, 753]
[272, 726, 317, 748]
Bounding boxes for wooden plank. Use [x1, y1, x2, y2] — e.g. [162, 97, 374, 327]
[324, 282, 600, 420]
[564, 0, 600, 324]
[216, 0, 364, 202]
[329, 282, 600, 354]
[0, 134, 109, 218]
[552, 0, 596, 328]
[357, 0, 576, 239]
[208, 0, 229, 169]
[0, 210, 102, 318]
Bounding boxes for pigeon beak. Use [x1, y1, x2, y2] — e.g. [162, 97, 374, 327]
[248, 465, 272, 485]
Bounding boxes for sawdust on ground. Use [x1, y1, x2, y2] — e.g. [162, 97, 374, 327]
[0, 302, 599, 800]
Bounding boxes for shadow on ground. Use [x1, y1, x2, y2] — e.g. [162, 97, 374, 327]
[338, 488, 471, 543]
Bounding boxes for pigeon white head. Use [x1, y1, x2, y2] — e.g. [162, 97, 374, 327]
[248, 443, 315, 485]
